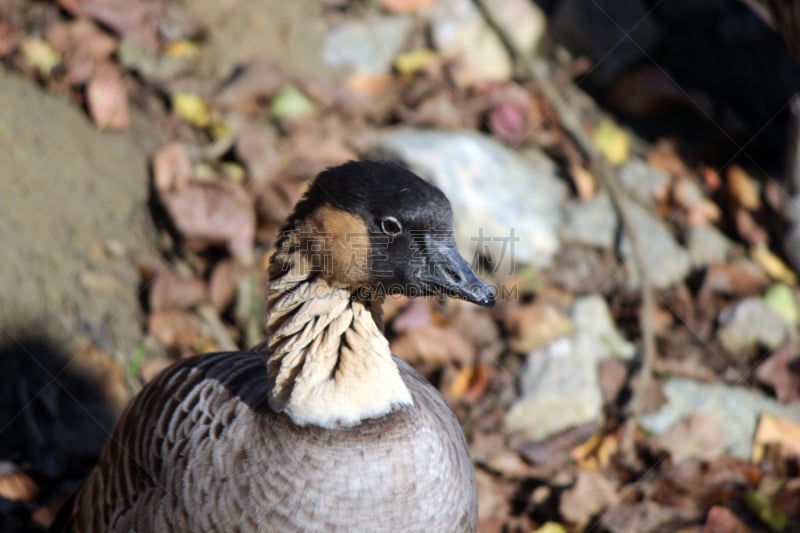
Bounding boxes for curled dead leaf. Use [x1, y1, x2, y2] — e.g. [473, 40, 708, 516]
[446, 364, 489, 403]
[727, 165, 761, 211]
[148, 310, 203, 350]
[755, 339, 800, 403]
[560, 470, 619, 526]
[703, 505, 749, 533]
[149, 268, 207, 312]
[46, 20, 117, 85]
[380, 0, 434, 14]
[0, 466, 38, 502]
[0, 22, 17, 58]
[60, 0, 162, 49]
[390, 323, 476, 367]
[209, 259, 246, 312]
[752, 414, 800, 462]
[152, 142, 193, 193]
[503, 302, 573, 353]
[159, 183, 255, 262]
[649, 413, 726, 463]
[751, 245, 797, 286]
[87, 66, 130, 131]
[569, 163, 596, 201]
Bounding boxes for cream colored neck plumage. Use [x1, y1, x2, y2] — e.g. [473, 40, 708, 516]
[265, 249, 412, 428]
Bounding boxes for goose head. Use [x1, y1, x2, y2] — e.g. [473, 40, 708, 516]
[278, 160, 495, 308]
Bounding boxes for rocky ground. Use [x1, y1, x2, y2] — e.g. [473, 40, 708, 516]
[1, 0, 799, 532]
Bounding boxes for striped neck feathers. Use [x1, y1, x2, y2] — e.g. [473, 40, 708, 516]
[264, 212, 413, 428]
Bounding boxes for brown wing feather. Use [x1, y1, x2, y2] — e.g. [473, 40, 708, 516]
[58, 352, 476, 532]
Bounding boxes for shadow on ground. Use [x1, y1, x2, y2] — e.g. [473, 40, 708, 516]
[0, 332, 114, 533]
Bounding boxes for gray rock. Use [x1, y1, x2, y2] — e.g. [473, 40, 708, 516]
[0, 68, 160, 361]
[322, 16, 413, 76]
[717, 298, 789, 354]
[427, 0, 512, 86]
[561, 193, 617, 249]
[621, 202, 690, 290]
[641, 378, 800, 459]
[618, 159, 670, 206]
[481, 0, 546, 56]
[505, 332, 608, 440]
[572, 295, 635, 359]
[561, 193, 691, 289]
[369, 129, 566, 269]
[687, 225, 732, 268]
[551, 0, 658, 87]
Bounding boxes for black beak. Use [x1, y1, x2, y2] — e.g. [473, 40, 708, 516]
[419, 237, 495, 308]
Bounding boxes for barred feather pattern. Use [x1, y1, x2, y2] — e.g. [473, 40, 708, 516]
[57, 277, 477, 532]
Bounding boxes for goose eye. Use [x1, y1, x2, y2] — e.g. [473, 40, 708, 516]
[380, 216, 402, 236]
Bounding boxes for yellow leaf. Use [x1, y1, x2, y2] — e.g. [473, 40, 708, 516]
[763, 283, 799, 326]
[221, 162, 245, 184]
[21, 37, 60, 76]
[533, 522, 568, 533]
[270, 85, 316, 122]
[164, 40, 200, 60]
[752, 414, 800, 463]
[593, 119, 629, 166]
[570, 162, 596, 200]
[394, 48, 437, 75]
[447, 366, 473, 401]
[751, 245, 797, 286]
[727, 165, 761, 211]
[208, 119, 231, 141]
[172, 93, 211, 128]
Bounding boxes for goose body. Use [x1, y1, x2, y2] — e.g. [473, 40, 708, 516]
[55, 161, 493, 532]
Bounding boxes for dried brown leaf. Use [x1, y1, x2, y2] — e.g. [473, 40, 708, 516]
[390, 323, 476, 367]
[601, 502, 691, 533]
[380, 0, 434, 14]
[598, 357, 627, 405]
[140, 356, 174, 384]
[60, 0, 162, 49]
[447, 364, 489, 403]
[160, 184, 255, 262]
[148, 310, 202, 349]
[152, 142, 193, 193]
[392, 299, 432, 333]
[703, 505, 749, 533]
[235, 125, 283, 185]
[727, 165, 761, 211]
[756, 338, 800, 403]
[560, 470, 619, 525]
[734, 208, 769, 246]
[87, 66, 130, 131]
[753, 414, 800, 462]
[773, 477, 800, 516]
[650, 413, 726, 463]
[475, 470, 510, 520]
[209, 259, 245, 312]
[0, 22, 17, 57]
[46, 19, 117, 85]
[0, 467, 38, 502]
[569, 163, 596, 201]
[213, 60, 288, 110]
[520, 422, 598, 466]
[503, 302, 572, 353]
[149, 268, 207, 312]
[701, 259, 770, 298]
[648, 140, 689, 179]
